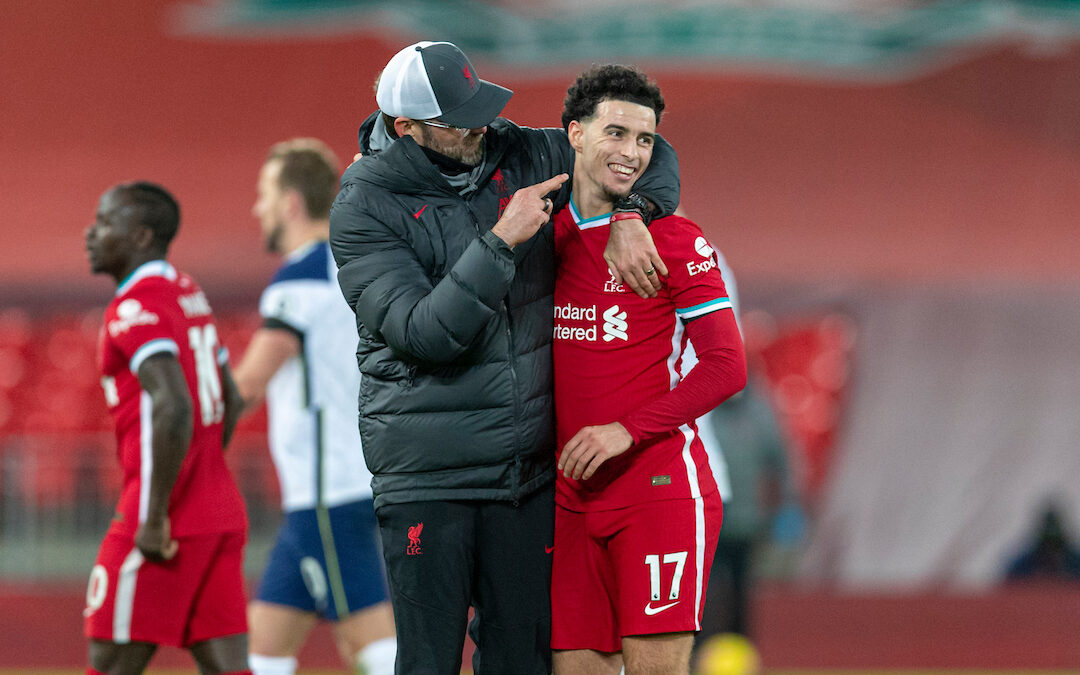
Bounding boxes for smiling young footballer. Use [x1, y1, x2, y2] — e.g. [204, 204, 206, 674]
[550, 66, 747, 675]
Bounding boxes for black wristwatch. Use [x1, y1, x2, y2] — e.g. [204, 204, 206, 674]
[613, 192, 656, 227]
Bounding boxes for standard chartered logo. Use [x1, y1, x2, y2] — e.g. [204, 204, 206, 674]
[602, 305, 628, 342]
[554, 302, 628, 343]
[554, 302, 597, 341]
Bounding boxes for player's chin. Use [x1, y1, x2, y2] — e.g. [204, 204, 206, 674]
[602, 186, 632, 205]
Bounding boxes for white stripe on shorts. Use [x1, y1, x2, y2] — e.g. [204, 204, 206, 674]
[693, 494, 706, 631]
[678, 423, 708, 631]
[113, 547, 145, 643]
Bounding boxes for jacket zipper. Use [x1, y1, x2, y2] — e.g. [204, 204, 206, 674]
[504, 298, 522, 505]
[465, 198, 522, 504]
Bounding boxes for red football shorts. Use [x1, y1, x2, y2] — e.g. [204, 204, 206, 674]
[551, 495, 722, 652]
[84, 527, 248, 647]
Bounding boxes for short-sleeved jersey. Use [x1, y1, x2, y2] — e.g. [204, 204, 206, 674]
[553, 204, 734, 511]
[259, 241, 373, 511]
[97, 260, 247, 536]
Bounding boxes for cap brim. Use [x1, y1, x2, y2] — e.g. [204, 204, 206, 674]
[437, 80, 513, 129]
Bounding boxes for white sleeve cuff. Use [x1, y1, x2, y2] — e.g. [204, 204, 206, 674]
[676, 297, 733, 321]
[129, 338, 180, 374]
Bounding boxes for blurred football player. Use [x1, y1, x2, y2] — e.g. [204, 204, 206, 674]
[235, 139, 395, 675]
[83, 182, 250, 674]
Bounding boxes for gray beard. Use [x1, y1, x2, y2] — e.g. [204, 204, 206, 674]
[418, 126, 484, 166]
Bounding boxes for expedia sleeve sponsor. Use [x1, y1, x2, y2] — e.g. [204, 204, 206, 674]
[685, 257, 717, 277]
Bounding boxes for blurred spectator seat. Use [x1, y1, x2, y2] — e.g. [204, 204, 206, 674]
[742, 310, 856, 500]
[21, 311, 107, 433]
[0, 309, 33, 434]
[0, 308, 278, 511]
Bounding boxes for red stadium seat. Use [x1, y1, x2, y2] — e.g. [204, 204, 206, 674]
[0, 308, 32, 350]
[0, 308, 283, 512]
[741, 310, 857, 499]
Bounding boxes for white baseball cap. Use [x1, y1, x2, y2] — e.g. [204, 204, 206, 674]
[376, 41, 513, 129]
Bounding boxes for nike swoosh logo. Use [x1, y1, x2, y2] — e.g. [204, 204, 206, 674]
[545, 545, 555, 554]
[644, 600, 679, 615]
[414, 204, 428, 219]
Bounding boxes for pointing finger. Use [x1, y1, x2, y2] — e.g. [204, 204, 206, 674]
[535, 173, 569, 194]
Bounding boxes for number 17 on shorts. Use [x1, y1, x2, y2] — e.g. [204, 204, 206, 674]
[551, 494, 723, 651]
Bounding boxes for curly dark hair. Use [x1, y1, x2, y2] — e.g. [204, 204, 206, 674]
[561, 64, 665, 131]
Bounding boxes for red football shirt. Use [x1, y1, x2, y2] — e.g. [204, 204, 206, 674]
[97, 260, 247, 536]
[553, 205, 738, 511]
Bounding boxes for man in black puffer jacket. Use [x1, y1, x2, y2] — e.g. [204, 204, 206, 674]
[329, 41, 680, 675]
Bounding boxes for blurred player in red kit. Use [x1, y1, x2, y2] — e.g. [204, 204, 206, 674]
[550, 66, 747, 674]
[82, 182, 251, 675]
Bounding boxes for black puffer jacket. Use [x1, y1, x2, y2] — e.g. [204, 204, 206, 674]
[330, 113, 679, 509]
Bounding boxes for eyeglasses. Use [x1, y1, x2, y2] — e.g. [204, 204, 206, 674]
[421, 119, 472, 136]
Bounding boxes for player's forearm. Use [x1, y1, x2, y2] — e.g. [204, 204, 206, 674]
[220, 364, 242, 449]
[232, 326, 301, 414]
[620, 311, 746, 443]
[358, 233, 515, 366]
[146, 397, 192, 522]
[231, 368, 264, 411]
[231, 351, 271, 414]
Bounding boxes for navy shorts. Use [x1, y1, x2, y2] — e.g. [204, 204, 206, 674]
[255, 498, 389, 620]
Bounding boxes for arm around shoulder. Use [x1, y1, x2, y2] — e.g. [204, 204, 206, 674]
[604, 136, 681, 297]
[630, 134, 680, 218]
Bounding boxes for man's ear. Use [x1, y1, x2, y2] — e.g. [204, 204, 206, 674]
[133, 223, 156, 251]
[567, 120, 584, 152]
[394, 117, 417, 139]
[283, 187, 305, 221]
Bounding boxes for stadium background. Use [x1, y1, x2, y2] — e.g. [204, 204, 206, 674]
[2, 0, 1079, 671]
